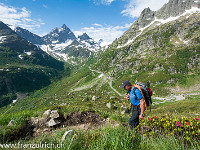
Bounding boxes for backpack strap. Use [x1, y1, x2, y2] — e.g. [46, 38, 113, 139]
[133, 87, 138, 100]
[133, 84, 145, 99]
[133, 84, 148, 111]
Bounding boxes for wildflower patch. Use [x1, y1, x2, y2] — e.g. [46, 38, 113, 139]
[137, 116, 200, 143]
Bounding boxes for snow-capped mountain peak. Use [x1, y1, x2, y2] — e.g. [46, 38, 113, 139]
[59, 24, 68, 31]
[42, 24, 76, 44]
[13, 24, 101, 63]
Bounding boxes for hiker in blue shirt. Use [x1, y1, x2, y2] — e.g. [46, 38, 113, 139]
[120, 80, 145, 130]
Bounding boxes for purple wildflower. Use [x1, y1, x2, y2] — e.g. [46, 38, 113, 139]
[176, 121, 181, 127]
[185, 122, 190, 126]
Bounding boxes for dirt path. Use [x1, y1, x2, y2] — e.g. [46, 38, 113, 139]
[153, 92, 200, 105]
[70, 67, 123, 97]
[89, 67, 123, 97]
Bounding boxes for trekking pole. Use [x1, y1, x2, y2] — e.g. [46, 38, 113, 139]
[150, 104, 151, 112]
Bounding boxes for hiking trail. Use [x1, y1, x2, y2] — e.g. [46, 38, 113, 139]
[71, 67, 123, 97]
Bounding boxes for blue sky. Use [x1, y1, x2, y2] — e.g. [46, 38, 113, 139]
[0, 0, 168, 45]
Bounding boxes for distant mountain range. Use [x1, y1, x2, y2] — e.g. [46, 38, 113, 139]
[14, 24, 101, 63]
[0, 20, 102, 107]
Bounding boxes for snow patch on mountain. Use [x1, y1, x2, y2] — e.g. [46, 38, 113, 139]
[55, 53, 69, 62]
[155, 7, 200, 24]
[40, 40, 73, 51]
[24, 51, 32, 55]
[7, 25, 16, 31]
[77, 39, 100, 52]
[0, 36, 6, 43]
[39, 43, 71, 62]
[117, 7, 200, 48]
[18, 55, 23, 59]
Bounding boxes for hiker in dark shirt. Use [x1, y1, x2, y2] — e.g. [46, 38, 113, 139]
[120, 80, 146, 130]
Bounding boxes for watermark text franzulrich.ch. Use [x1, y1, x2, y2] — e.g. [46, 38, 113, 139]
[0, 142, 64, 149]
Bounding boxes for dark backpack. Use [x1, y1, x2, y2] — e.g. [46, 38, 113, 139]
[133, 82, 153, 111]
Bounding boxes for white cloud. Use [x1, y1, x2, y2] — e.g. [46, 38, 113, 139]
[43, 4, 48, 8]
[92, 23, 102, 27]
[93, 0, 116, 5]
[74, 23, 132, 46]
[121, 0, 169, 18]
[0, 3, 44, 32]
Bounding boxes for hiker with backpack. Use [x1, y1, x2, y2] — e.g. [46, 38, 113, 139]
[120, 80, 152, 130]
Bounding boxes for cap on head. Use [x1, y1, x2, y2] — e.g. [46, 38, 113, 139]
[120, 80, 131, 88]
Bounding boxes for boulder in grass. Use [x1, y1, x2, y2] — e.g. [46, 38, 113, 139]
[92, 96, 96, 101]
[106, 102, 111, 109]
[43, 109, 51, 117]
[50, 110, 60, 119]
[46, 118, 61, 127]
[30, 117, 39, 126]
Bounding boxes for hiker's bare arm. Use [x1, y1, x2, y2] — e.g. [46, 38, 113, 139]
[125, 93, 130, 100]
[139, 98, 145, 119]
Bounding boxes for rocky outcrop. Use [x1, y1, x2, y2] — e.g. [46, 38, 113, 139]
[133, 7, 155, 29]
[29, 110, 105, 136]
[30, 109, 65, 136]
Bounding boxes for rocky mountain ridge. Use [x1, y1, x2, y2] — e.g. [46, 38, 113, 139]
[93, 0, 200, 96]
[112, 0, 200, 48]
[42, 24, 76, 45]
[15, 27, 44, 45]
[156, 0, 200, 19]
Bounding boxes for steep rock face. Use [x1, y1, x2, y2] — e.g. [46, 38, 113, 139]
[135, 7, 155, 28]
[63, 40, 91, 58]
[112, 8, 155, 47]
[39, 32, 100, 63]
[98, 39, 104, 46]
